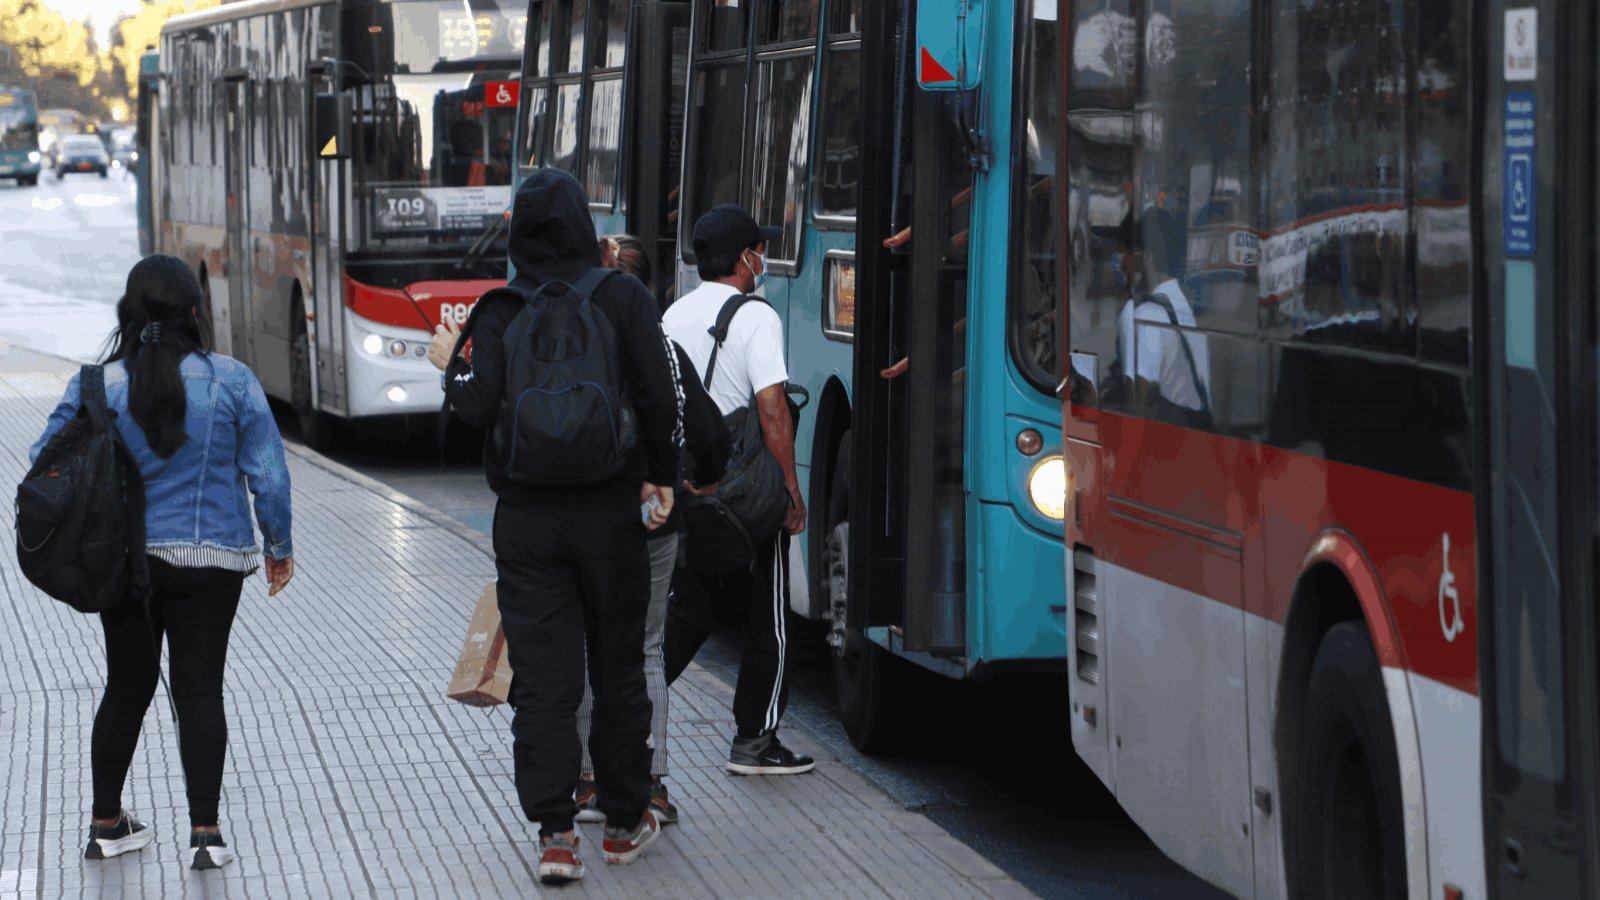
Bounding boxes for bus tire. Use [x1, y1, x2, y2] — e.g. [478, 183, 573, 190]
[826, 438, 897, 753]
[290, 296, 334, 451]
[1292, 621, 1408, 900]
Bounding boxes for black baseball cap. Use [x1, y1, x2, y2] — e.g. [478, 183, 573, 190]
[693, 204, 782, 258]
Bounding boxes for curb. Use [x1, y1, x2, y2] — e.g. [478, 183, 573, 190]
[281, 440, 497, 562]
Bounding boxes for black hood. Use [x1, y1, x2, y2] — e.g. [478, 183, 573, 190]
[508, 168, 600, 289]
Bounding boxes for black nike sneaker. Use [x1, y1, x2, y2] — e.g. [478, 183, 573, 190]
[726, 732, 816, 776]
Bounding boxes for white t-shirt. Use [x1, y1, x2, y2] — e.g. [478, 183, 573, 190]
[1117, 278, 1211, 411]
[662, 281, 789, 416]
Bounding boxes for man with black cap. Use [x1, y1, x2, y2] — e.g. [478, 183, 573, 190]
[428, 169, 679, 881]
[1105, 206, 1211, 423]
[660, 203, 814, 776]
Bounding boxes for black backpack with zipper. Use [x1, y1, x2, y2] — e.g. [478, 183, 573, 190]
[442, 269, 638, 487]
[681, 294, 807, 574]
[15, 365, 151, 613]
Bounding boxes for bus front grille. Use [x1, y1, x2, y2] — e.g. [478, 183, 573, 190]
[1072, 546, 1099, 685]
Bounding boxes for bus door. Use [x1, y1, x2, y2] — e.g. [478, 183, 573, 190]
[1478, 1, 1600, 896]
[625, 2, 689, 303]
[222, 72, 251, 364]
[853, 40, 973, 658]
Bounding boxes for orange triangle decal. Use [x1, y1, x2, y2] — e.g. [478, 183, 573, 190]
[920, 46, 957, 84]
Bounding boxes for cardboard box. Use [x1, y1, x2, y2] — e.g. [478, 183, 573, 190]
[447, 583, 513, 706]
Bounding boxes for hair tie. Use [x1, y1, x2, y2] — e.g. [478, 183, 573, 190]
[139, 322, 162, 345]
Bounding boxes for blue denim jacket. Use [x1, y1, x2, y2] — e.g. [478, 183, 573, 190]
[30, 353, 293, 559]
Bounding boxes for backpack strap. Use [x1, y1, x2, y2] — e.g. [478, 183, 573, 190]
[702, 294, 762, 391]
[79, 364, 109, 431]
[1135, 291, 1211, 414]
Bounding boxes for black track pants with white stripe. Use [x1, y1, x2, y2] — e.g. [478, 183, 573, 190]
[706, 532, 792, 739]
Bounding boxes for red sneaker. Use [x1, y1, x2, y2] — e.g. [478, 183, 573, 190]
[574, 775, 604, 823]
[602, 810, 660, 864]
[537, 833, 585, 883]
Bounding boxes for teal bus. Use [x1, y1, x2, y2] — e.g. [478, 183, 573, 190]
[0, 87, 42, 186]
[512, 0, 1068, 750]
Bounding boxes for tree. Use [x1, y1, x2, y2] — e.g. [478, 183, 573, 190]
[108, 0, 220, 101]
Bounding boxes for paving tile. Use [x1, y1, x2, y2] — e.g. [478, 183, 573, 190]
[0, 360, 1038, 900]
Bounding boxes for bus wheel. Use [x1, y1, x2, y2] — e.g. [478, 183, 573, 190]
[290, 301, 334, 451]
[826, 438, 897, 753]
[1293, 622, 1408, 900]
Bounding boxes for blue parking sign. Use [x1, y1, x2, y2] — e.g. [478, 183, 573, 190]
[1504, 92, 1536, 257]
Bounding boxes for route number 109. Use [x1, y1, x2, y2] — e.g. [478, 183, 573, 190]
[388, 197, 428, 217]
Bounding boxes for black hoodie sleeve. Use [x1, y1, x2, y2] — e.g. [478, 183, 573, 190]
[611, 278, 679, 486]
[443, 295, 516, 429]
[672, 345, 731, 485]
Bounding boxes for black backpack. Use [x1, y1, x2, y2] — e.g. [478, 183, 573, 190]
[681, 295, 807, 575]
[15, 365, 151, 613]
[447, 269, 638, 487]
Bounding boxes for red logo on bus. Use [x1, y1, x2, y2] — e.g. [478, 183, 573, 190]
[485, 81, 519, 108]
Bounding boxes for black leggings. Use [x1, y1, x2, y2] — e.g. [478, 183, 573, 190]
[92, 558, 244, 828]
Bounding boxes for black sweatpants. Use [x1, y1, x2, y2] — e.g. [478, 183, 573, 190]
[665, 532, 791, 739]
[93, 558, 245, 828]
[493, 488, 653, 837]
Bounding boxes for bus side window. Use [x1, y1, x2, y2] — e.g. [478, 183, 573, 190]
[687, 62, 746, 240]
[747, 53, 814, 264]
[813, 14, 860, 225]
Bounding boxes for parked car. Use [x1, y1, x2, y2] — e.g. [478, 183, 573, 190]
[55, 134, 108, 179]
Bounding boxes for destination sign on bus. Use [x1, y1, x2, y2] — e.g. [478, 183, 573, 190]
[373, 186, 510, 233]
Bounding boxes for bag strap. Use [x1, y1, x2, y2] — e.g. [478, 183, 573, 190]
[703, 293, 762, 391]
[80, 364, 109, 431]
[1133, 292, 1211, 414]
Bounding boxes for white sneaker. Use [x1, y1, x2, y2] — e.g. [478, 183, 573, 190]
[84, 810, 154, 859]
[188, 830, 235, 869]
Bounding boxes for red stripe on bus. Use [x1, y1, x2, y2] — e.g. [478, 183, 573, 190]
[1070, 410, 1477, 695]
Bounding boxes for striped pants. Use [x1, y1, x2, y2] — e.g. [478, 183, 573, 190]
[578, 532, 677, 775]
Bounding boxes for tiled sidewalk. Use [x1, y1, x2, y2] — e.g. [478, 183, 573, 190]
[0, 343, 1034, 900]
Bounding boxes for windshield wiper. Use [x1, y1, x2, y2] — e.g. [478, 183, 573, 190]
[455, 207, 511, 273]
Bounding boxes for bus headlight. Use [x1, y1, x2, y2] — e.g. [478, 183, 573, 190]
[27, 151, 40, 163]
[361, 334, 383, 355]
[1027, 456, 1067, 521]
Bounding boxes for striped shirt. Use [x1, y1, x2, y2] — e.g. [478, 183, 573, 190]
[149, 545, 261, 574]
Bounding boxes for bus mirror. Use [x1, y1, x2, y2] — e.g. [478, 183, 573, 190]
[915, 0, 987, 91]
[314, 94, 351, 160]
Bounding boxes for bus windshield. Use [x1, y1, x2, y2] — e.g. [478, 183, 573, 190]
[349, 0, 526, 249]
[0, 98, 38, 152]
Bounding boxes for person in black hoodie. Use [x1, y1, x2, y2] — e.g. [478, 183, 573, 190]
[428, 170, 679, 880]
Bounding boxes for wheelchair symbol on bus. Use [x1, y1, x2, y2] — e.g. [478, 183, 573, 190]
[1439, 532, 1464, 642]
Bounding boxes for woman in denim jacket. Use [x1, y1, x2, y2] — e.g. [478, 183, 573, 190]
[31, 256, 295, 870]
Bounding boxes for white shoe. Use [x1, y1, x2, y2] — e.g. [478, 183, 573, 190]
[84, 810, 154, 859]
[188, 831, 236, 869]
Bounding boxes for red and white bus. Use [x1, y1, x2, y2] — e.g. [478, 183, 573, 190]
[1059, 0, 1598, 897]
[155, 0, 528, 445]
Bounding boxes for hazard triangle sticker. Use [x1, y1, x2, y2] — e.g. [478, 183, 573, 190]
[920, 46, 957, 84]
[320, 135, 338, 157]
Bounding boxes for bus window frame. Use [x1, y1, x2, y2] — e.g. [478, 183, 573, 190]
[1005, 0, 1065, 397]
[810, 30, 860, 232]
[680, 0, 819, 272]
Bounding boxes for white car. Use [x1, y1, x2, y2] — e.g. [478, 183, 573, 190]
[55, 135, 109, 179]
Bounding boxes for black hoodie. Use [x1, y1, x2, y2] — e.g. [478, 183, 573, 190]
[444, 169, 679, 501]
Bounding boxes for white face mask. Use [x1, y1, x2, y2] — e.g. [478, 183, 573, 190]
[745, 249, 768, 296]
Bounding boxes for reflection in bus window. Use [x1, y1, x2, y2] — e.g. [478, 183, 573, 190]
[550, 82, 583, 174]
[815, 40, 860, 221]
[705, 0, 747, 52]
[749, 54, 814, 263]
[758, 0, 818, 44]
[521, 85, 549, 166]
[565, 0, 588, 74]
[689, 63, 746, 231]
[1011, 0, 1062, 390]
[594, 0, 628, 69]
[827, 0, 857, 35]
[585, 77, 623, 206]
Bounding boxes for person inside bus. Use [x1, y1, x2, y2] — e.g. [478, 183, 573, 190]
[31, 255, 295, 871]
[1105, 207, 1214, 429]
[659, 204, 814, 778]
[571, 233, 732, 829]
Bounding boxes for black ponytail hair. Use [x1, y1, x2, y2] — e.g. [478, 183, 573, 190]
[105, 255, 214, 459]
